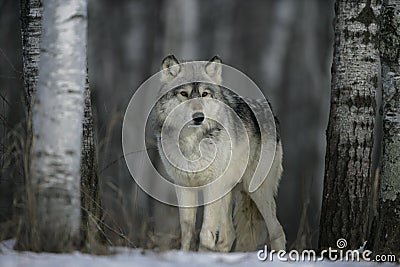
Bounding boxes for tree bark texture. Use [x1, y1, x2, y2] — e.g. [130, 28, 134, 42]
[319, 0, 381, 250]
[14, 0, 42, 251]
[373, 0, 400, 257]
[28, 0, 87, 252]
[80, 75, 105, 250]
[20, 0, 42, 112]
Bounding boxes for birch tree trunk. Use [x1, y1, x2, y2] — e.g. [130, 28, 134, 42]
[373, 0, 400, 257]
[319, 0, 381, 250]
[28, 0, 87, 251]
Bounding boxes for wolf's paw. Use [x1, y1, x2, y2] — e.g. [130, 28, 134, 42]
[270, 231, 286, 251]
[199, 228, 235, 252]
[268, 224, 286, 251]
[181, 240, 191, 251]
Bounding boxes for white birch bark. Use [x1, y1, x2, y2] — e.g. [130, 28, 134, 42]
[30, 0, 87, 251]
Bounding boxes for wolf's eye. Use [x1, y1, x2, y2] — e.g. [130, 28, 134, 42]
[202, 92, 209, 97]
[180, 91, 188, 97]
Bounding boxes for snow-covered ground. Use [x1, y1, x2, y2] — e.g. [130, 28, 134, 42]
[0, 240, 397, 267]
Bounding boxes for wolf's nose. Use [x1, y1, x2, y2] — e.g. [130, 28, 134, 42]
[192, 112, 205, 124]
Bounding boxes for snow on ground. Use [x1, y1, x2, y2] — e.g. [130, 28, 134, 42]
[0, 240, 397, 267]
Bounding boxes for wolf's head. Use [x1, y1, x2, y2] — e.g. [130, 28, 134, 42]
[154, 55, 227, 136]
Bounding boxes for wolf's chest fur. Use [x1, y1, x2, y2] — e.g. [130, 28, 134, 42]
[157, 126, 234, 187]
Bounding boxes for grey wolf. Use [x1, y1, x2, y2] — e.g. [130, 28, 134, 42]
[152, 55, 286, 252]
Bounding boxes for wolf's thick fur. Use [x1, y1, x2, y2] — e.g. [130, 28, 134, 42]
[152, 55, 286, 252]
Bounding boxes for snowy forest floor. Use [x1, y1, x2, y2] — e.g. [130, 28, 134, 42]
[0, 240, 397, 267]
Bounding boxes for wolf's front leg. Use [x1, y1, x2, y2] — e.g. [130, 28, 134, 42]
[178, 206, 197, 250]
[199, 191, 235, 252]
[176, 188, 197, 251]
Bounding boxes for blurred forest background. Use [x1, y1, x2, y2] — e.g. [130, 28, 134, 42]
[0, 0, 335, 250]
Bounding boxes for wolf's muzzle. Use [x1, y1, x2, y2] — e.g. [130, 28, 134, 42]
[192, 112, 205, 125]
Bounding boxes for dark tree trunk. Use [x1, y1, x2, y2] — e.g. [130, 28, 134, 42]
[373, 0, 400, 257]
[20, 0, 42, 112]
[15, 0, 42, 251]
[19, 0, 41, 222]
[319, 0, 381, 250]
[80, 75, 106, 251]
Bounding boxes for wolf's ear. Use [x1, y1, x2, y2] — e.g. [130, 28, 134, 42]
[161, 55, 181, 80]
[205, 56, 222, 82]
